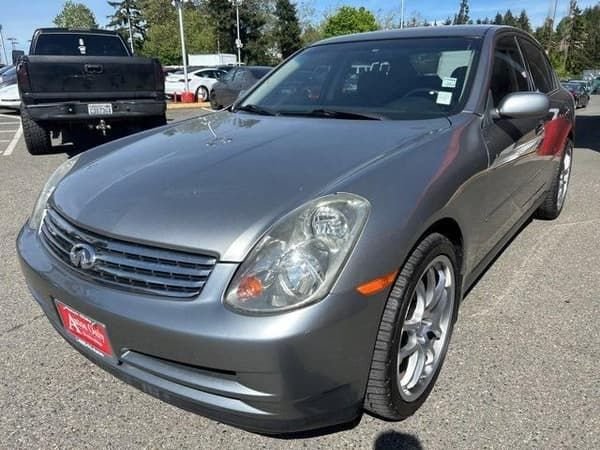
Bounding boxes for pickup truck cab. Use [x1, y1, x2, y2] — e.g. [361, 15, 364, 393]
[17, 28, 166, 154]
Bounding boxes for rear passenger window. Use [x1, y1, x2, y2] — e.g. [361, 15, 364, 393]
[490, 36, 529, 106]
[518, 38, 555, 93]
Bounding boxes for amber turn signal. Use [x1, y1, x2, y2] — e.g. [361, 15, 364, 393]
[356, 270, 398, 296]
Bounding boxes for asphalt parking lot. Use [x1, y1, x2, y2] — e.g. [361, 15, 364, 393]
[1, 103, 599, 449]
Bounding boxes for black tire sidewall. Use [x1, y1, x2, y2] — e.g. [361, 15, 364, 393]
[387, 236, 460, 417]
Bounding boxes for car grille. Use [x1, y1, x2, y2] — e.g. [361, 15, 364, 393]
[40, 207, 217, 299]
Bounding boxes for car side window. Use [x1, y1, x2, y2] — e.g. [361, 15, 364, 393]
[222, 69, 236, 82]
[518, 38, 555, 93]
[490, 36, 529, 107]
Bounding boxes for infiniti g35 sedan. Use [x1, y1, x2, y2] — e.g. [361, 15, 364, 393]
[18, 26, 575, 434]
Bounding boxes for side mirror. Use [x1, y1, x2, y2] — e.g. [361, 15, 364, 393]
[493, 92, 549, 119]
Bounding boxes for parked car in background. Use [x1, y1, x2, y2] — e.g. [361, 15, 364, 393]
[18, 26, 575, 434]
[594, 76, 600, 94]
[210, 65, 271, 109]
[563, 81, 590, 108]
[17, 28, 166, 154]
[0, 82, 20, 109]
[0, 65, 15, 83]
[164, 68, 226, 101]
[568, 79, 592, 94]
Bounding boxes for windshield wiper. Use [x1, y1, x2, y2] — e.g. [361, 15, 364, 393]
[234, 104, 278, 116]
[280, 109, 384, 120]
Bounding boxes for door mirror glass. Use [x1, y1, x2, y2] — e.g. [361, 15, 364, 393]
[495, 92, 549, 119]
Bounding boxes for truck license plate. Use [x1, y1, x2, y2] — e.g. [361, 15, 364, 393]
[88, 103, 113, 115]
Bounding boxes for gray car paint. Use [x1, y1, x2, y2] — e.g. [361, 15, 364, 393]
[17, 25, 575, 434]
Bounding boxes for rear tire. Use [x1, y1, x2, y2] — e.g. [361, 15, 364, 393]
[21, 108, 52, 155]
[195, 86, 209, 102]
[535, 139, 573, 220]
[364, 233, 460, 421]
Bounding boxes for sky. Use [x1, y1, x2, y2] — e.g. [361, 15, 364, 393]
[0, 0, 598, 63]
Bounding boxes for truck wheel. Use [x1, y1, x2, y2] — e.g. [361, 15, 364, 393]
[21, 109, 52, 155]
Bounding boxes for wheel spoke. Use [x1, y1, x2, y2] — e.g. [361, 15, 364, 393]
[425, 268, 435, 307]
[405, 343, 426, 390]
[398, 336, 418, 360]
[427, 267, 446, 311]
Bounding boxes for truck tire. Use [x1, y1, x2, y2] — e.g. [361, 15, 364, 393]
[21, 109, 52, 155]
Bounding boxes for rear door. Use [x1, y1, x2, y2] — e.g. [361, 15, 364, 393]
[517, 36, 571, 187]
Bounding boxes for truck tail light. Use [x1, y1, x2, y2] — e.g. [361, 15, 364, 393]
[17, 60, 31, 91]
[154, 60, 165, 93]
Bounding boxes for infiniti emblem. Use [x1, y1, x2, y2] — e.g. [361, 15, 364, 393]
[69, 243, 96, 270]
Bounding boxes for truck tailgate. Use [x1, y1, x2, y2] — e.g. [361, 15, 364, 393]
[23, 55, 161, 100]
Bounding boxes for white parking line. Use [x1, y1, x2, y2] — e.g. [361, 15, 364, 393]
[0, 129, 18, 133]
[2, 123, 22, 156]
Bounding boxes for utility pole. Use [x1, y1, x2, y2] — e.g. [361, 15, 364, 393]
[0, 25, 8, 65]
[172, 0, 190, 92]
[122, 5, 135, 55]
[400, 0, 405, 29]
[7, 37, 18, 50]
[229, 0, 243, 65]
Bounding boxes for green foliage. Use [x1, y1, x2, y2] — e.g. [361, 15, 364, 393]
[322, 6, 379, 38]
[275, 0, 302, 59]
[454, 0, 470, 25]
[301, 24, 324, 46]
[494, 12, 503, 25]
[516, 10, 532, 33]
[53, 1, 99, 29]
[141, 0, 215, 65]
[106, 0, 145, 53]
[503, 9, 516, 27]
[203, 0, 274, 65]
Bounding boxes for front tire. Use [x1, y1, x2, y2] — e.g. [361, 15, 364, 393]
[364, 233, 460, 420]
[535, 139, 573, 220]
[21, 108, 52, 155]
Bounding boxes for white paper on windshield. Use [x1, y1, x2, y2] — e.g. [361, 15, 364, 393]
[436, 91, 453, 105]
[442, 77, 457, 88]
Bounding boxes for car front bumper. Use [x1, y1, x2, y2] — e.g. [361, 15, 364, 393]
[17, 224, 384, 434]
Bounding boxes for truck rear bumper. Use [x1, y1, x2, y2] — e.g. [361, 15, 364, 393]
[24, 99, 166, 122]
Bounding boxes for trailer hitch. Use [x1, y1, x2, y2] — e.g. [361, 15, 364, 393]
[95, 120, 112, 136]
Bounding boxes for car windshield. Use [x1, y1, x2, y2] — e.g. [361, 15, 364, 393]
[239, 37, 480, 120]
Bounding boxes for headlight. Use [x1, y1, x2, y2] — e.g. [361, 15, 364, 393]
[225, 193, 370, 314]
[28, 155, 80, 230]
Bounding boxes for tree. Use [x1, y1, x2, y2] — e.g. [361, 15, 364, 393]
[322, 6, 379, 38]
[141, 0, 215, 65]
[494, 12, 503, 25]
[54, 1, 99, 29]
[443, 17, 453, 25]
[564, 0, 590, 75]
[454, 0, 470, 25]
[516, 10, 532, 33]
[274, 0, 302, 59]
[107, 0, 145, 53]
[203, 0, 273, 65]
[503, 9, 516, 27]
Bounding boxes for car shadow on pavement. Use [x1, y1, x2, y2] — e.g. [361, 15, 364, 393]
[373, 430, 423, 450]
[574, 114, 600, 153]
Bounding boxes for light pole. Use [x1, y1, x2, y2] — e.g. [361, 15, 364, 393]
[172, 0, 190, 92]
[121, 6, 135, 55]
[400, 0, 405, 29]
[229, 0, 243, 65]
[7, 37, 18, 50]
[0, 25, 8, 65]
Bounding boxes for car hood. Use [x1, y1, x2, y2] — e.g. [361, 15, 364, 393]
[53, 111, 450, 261]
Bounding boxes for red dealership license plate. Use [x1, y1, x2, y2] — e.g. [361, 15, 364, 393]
[55, 301, 113, 357]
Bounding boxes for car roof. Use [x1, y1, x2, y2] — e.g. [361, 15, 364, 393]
[312, 25, 513, 46]
[34, 27, 119, 36]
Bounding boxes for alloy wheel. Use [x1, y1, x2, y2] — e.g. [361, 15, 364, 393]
[396, 255, 455, 402]
[557, 144, 573, 211]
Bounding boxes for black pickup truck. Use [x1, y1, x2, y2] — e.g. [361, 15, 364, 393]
[17, 28, 166, 154]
